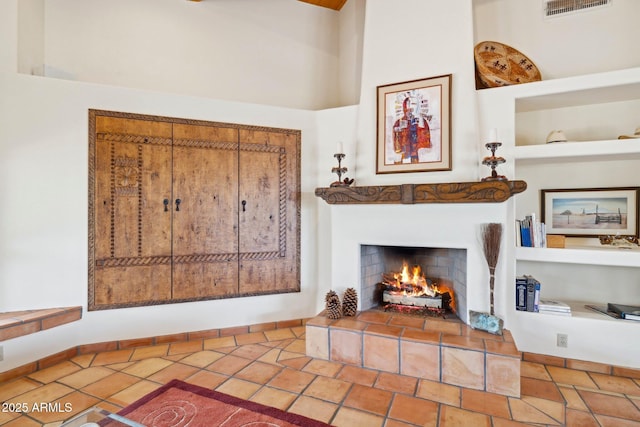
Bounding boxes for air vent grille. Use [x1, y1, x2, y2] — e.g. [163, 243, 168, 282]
[545, 0, 610, 17]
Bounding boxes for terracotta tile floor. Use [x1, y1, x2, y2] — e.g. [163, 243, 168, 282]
[1, 326, 640, 426]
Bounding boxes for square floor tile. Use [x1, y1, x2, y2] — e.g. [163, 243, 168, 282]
[251, 386, 297, 410]
[335, 365, 379, 387]
[288, 395, 338, 424]
[235, 361, 283, 384]
[215, 378, 261, 400]
[343, 384, 393, 416]
[303, 375, 352, 403]
[302, 359, 342, 377]
[206, 354, 252, 376]
[388, 393, 438, 425]
[267, 368, 316, 394]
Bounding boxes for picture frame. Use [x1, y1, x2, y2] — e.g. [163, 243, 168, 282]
[376, 74, 452, 174]
[541, 187, 640, 238]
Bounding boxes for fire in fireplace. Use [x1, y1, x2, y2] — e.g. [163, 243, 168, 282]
[360, 245, 466, 320]
[378, 261, 454, 317]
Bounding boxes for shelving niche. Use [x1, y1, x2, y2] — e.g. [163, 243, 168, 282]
[479, 67, 640, 368]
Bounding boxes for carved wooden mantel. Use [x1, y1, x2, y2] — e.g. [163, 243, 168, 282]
[314, 180, 527, 205]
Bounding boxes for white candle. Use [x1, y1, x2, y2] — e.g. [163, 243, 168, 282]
[336, 142, 344, 154]
[488, 128, 498, 142]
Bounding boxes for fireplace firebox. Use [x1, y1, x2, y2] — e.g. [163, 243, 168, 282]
[361, 245, 467, 319]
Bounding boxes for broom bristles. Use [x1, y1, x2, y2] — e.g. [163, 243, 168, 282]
[482, 223, 503, 316]
[482, 223, 503, 269]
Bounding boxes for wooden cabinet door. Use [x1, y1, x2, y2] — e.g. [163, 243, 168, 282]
[90, 111, 300, 309]
[171, 123, 239, 300]
[92, 115, 173, 308]
[238, 129, 300, 295]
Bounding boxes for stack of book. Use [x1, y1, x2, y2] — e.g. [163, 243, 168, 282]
[538, 299, 572, 316]
[515, 275, 572, 316]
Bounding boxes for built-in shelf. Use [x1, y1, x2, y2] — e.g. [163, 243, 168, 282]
[515, 139, 640, 162]
[315, 180, 527, 205]
[0, 307, 83, 342]
[515, 245, 640, 267]
[515, 301, 640, 324]
[499, 68, 640, 367]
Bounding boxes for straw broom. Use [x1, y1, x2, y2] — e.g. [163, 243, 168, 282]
[481, 223, 503, 316]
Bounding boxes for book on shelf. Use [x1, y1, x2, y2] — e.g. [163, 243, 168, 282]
[515, 276, 527, 311]
[538, 299, 571, 312]
[525, 275, 540, 312]
[538, 308, 572, 316]
[607, 303, 640, 321]
[516, 214, 546, 248]
[538, 298, 571, 316]
[515, 275, 541, 312]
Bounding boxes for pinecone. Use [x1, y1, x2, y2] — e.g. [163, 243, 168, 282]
[342, 287, 358, 317]
[325, 290, 342, 319]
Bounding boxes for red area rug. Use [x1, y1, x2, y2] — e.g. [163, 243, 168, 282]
[115, 379, 332, 427]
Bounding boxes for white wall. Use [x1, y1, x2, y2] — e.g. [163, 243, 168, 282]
[0, 72, 321, 370]
[0, 0, 18, 73]
[337, 0, 365, 106]
[17, 0, 44, 76]
[473, 0, 640, 80]
[355, 0, 481, 185]
[41, 0, 342, 110]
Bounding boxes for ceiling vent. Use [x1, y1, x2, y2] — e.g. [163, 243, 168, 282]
[544, 0, 611, 17]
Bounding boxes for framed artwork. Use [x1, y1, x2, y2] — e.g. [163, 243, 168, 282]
[376, 74, 452, 174]
[541, 187, 640, 237]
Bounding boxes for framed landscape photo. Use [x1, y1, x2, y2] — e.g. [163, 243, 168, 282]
[376, 74, 452, 174]
[541, 187, 640, 237]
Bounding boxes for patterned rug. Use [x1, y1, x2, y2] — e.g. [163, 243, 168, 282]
[114, 379, 332, 426]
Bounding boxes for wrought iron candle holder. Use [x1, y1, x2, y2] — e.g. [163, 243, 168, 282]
[482, 142, 507, 181]
[330, 153, 354, 187]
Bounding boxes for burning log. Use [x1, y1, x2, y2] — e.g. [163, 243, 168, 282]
[380, 277, 424, 295]
[383, 290, 442, 308]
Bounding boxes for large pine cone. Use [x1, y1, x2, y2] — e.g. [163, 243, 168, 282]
[325, 290, 342, 319]
[342, 287, 358, 317]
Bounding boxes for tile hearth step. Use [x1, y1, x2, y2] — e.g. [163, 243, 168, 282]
[0, 307, 83, 342]
[305, 310, 521, 397]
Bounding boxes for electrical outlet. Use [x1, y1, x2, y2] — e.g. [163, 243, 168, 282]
[557, 333, 568, 348]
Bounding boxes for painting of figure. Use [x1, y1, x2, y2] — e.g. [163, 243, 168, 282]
[377, 75, 451, 173]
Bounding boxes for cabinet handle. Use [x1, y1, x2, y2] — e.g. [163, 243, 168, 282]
[175, 199, 181, 211]
[163, 199, 169, 212]
[241, 200, 247, 212]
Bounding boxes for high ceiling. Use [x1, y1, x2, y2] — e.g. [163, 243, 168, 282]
[297, 0, 347, 10]
[187, 0, 347, 11]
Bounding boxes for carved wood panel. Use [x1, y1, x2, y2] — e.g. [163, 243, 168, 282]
[172, 123, 240, 300]
[238, 129, 300, 295]
[93, 116, 173, 306]
[89, 110, 301, 310]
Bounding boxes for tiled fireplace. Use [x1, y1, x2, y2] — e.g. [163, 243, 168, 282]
[308, 202, 520, 396]
[305, 310, 521, 397]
